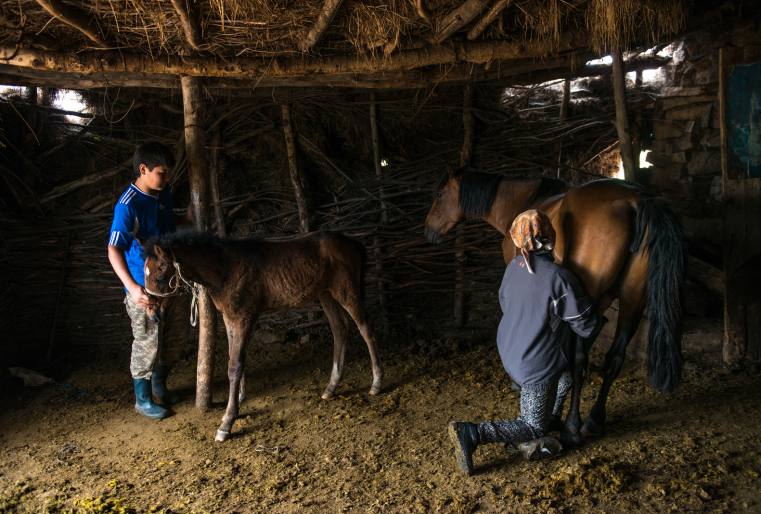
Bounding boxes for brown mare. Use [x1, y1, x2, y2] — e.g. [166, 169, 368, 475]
[141, 230, 383, 442]
[425, 166, 687, 445]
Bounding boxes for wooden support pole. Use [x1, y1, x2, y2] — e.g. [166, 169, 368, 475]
[467, 0, 512, 40]
[34, 0, 105, 46]
[611, 48, 637, 182]
[557, 77, 571, 178]
[299, 0, 346, 52]
[170, 0, 203, 51]
[370, 92, 388, 332]
[209, 123, 226, 237]
[182, 76, 218, 411]
[281, 104, 310, 234]
[454, 84, 474, 328]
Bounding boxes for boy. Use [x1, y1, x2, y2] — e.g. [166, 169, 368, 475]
[449, 210, 602, 476]
[107, 142, 192, 419]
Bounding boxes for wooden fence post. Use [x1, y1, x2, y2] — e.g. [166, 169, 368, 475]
[209, 123, 226, 237]
[454, 84, 474, 328]
[370, 92, 389, 334]
[557, 77, 570, 178]
[182, 76, 218, 411]
[281, 104, 310, 234]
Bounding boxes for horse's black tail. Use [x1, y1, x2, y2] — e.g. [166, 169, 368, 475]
[631, 195, 688, 395]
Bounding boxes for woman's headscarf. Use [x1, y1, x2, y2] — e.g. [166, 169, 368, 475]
[509, 210, 556, 274]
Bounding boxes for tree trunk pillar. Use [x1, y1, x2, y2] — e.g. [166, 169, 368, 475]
[611, 48, 637, 182]
[182, 76, 218, 411]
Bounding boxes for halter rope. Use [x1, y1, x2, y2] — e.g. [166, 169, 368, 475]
[144, 251, 199, 327]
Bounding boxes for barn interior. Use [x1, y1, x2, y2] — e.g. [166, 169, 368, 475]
[1, 0, 761, 512]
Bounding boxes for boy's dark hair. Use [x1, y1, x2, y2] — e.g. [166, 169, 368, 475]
[133, 142, 177, 178]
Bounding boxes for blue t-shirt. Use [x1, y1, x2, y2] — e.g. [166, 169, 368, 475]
[109, 184, 175, 290]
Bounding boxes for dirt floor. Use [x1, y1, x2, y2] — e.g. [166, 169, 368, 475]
[2, 312, 760, 514]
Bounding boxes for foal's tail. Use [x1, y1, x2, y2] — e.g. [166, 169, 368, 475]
[631, 195, 688, 395]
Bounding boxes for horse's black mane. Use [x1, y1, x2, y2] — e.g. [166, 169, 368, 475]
[142, 228, 263, 257]
[433, 167, 570, 219]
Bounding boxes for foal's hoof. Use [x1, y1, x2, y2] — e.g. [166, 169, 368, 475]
[321, 390, 335, 400]
[559, 429, 582, 447]
[581, 416, 605, 436]
[369, 386, 381, 396]
[215, 430, 231, 442]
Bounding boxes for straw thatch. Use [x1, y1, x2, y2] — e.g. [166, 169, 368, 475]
[0, 0, 697, 91]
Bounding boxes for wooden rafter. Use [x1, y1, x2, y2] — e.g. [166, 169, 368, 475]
[467, 0, 512, 40]
[34, 0, 105, 46]
[299, 0, 346, 52]
[169, 0, 202, 51]
[433, 0, 490, 44]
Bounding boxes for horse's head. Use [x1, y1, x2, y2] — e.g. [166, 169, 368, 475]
[424, 164, 466, 244]
[138, 238, 176, 324]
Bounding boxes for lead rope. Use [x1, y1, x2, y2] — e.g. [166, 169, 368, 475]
[144, 254, 200, 327]
[172, 260, 199, 328]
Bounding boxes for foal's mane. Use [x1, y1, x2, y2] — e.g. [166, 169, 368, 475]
[433, 167, 570, 219]
[142, 228, 263, 258]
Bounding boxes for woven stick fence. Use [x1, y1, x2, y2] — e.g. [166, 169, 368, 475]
[0, 79, 650, 369]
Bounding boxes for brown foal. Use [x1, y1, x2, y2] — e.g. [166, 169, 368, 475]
[141, 230, 383, 442]
[425, 166, 687, 445]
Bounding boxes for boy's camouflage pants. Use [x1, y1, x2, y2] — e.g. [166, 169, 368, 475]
[124, 292, 190, 380]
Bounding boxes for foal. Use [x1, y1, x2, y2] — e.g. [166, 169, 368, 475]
[142, 230, 383, 442]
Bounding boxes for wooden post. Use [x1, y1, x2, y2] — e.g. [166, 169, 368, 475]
[209, 123, 226, 237]
[454, 84, 474, 328]
[182, 76, 218, 410]
[370, 92, 389, 333]
[557, 77, 570, 178]
[611, 48, 637, 182]
[719, 47, 761, 363]
[281, 104, 310, 234]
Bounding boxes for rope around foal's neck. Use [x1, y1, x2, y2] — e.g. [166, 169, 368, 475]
[144, 259, 200, 327]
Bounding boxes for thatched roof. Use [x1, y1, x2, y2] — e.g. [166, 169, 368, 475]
[0, 0, 719, 91]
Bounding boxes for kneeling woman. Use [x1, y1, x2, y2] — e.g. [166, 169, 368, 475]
[449, 210, 602, 476]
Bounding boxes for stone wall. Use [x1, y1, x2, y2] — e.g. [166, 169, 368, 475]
[643, 25, 761, 262]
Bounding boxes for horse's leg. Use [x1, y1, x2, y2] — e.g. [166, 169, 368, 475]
[333, 292, 383, 396]
[583, 257, 647, 436]
[317, 291, 349, 399]
[223, 313, 246, 405]
[560, 333, 588, 446]
[216, 315, 254, 442]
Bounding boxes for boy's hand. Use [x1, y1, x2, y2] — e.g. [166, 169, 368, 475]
[129, 285, 159, 310]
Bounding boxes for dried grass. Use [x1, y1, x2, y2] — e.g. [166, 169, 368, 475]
[5, 0, 687, 60]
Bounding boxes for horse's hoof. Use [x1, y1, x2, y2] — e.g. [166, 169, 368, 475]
[560, 429, 582, 447]
[321, 390, 335, 400]
[581, 416, 605, 436]
[215, 430, 231, 442]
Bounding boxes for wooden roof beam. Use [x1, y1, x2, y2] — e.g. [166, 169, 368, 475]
[467, 0, 511, 40]
[299, 0, 346, 52]
[34, 0, 105, 46]
[170, 0, 203, 51]
[0, 31, 589, 78]
[433, 0, 490, 44]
